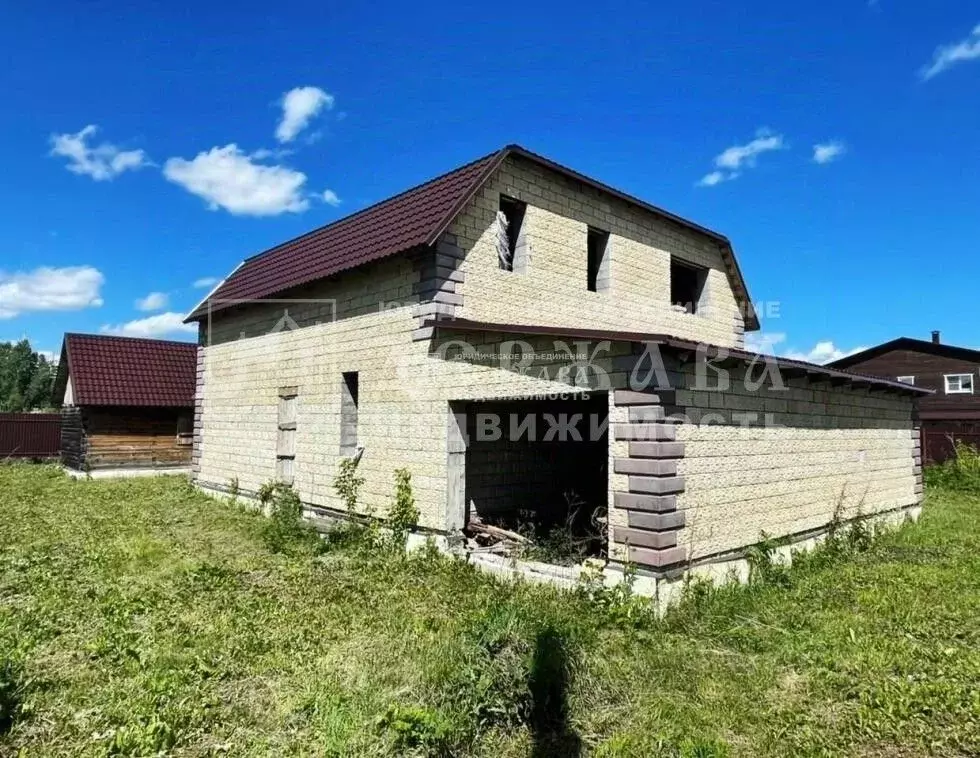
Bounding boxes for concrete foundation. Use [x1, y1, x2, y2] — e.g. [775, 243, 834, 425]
[63, 465, 192, 480]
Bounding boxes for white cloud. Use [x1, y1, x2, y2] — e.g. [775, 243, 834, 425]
[50, 125, 149, 181]
[744, 331, 788, 355]
[716, 130, 785, 170]
[745, 331, 866, 365]
[697, 171, 730, 187]
[0, 266, 104, 319]
[321, 189, 341, 206]
[163, 144, 310, 216]
[784, 342, 867, 365]
[698, 128, 785, 186]
[813, 141, 846, 164]
[135, 291, 169, 311]
[192, 277, 219, 289]
[921, 24, 980, 80]
[276, 86, 335, 143]
[100, 312, 196, 338]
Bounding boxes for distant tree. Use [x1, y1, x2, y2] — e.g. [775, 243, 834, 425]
[0, 340, 56, 412]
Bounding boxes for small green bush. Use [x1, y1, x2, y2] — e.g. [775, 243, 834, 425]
[745, 532, 791, 588]
[257, 481, 318, 554]
[333, 456, 365, 513]
[576, 561, 655, 629]
[387, 468, 419, 546]
[924, 441, 980, 493]
[377, 704, 455, 754]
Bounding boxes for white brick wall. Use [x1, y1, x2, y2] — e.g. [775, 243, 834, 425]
[196, 156, 915, 562]
[197, 257, 620, 530]
[449, 154, 745, 348]
[671, 364, 918, 560]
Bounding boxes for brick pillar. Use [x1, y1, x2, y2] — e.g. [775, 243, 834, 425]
[411, 236, 466, 341]
[912, 425, 923, 503]
[611, 389, 687, 569]
[191, 344, 204, 482]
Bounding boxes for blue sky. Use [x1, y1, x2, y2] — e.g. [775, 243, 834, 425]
[1, 1, 978, 363]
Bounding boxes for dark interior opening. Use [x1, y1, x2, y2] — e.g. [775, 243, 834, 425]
[340, 371, 359, 453]
[462, 393, 608, 561]
[498, 195, 526, 272]
[587, 227, 609, 292]
[670, 257, 707, 314]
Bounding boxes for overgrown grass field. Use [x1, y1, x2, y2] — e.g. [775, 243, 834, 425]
[1, 464, 978, 756]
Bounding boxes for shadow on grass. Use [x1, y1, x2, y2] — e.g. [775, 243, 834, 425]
[528, 625, 581, 758]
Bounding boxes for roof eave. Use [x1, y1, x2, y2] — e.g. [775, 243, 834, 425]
[420, 318, 930, 396]
[185, 261, 246, 323]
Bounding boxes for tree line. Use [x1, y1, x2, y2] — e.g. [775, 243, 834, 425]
[0, 340, 57, 412]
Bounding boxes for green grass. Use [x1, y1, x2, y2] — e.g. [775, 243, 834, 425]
[1, 465, 978, 756]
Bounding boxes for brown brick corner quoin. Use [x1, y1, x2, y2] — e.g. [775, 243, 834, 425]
[611, 388, 688, 570]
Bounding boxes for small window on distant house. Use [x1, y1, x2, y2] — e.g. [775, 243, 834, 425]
[944, 373, 974, 394]
[897, 376, 915, 385]
[277, 387, 298, 485]
[587, 227, 610, 292]
[340, 372, 359, 454]
[497, 196, 526, 272]
[670, 257, 708, 314]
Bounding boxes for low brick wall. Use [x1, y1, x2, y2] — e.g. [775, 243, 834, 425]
[607, 352, 920, 571]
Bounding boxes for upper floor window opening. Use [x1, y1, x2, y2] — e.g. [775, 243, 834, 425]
[587, 227, 610, 293]
[497, 195, 526, 272]
[670, 257, 708, 314]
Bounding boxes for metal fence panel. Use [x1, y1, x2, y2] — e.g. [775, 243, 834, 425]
[0, 413, 62, 458]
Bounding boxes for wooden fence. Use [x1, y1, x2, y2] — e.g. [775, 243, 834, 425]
[0, 413, 62, 459]
[921, 421, 980, 465]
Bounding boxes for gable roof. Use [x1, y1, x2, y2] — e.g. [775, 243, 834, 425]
[827, 337, 980, 370]
[54, 333, 197, 407]
[186, 144, 759, 330]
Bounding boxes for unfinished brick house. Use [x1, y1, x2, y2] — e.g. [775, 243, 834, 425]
[186, 144, 927, 589]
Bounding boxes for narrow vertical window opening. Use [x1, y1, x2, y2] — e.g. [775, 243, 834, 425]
[497, 195, 526, 272]
[340, 371, 359, 454]
[587, 227, 610, 292]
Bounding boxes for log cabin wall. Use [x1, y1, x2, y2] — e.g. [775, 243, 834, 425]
[60, 407, 85, 469]
[78, 406, 193, 469]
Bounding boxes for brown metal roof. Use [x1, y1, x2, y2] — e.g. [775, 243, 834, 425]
[186, 148, 505, 320]
[827, 337, 980, 369]
[54, 333, 197, 407]
[187, 144, 759, 329]
[421, 317, 931, 396]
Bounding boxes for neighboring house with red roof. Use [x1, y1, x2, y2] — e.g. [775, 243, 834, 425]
[53, 333, 196, 470]
[185, 144, 926, 593]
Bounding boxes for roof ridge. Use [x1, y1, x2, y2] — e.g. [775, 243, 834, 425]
[828, 336, 980, 367]
[65, 332, 197, 347]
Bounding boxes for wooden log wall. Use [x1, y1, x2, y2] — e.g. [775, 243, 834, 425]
[60, 407, 85, 469]
[72, 406, 193, 469]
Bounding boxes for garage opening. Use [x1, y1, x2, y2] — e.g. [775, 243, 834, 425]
[458, 393, 608, 563]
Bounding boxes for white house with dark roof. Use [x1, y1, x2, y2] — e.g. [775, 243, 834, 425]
[185, 145, 926, 597]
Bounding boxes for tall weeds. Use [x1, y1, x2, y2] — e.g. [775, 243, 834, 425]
[924, 441, 980, 493]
